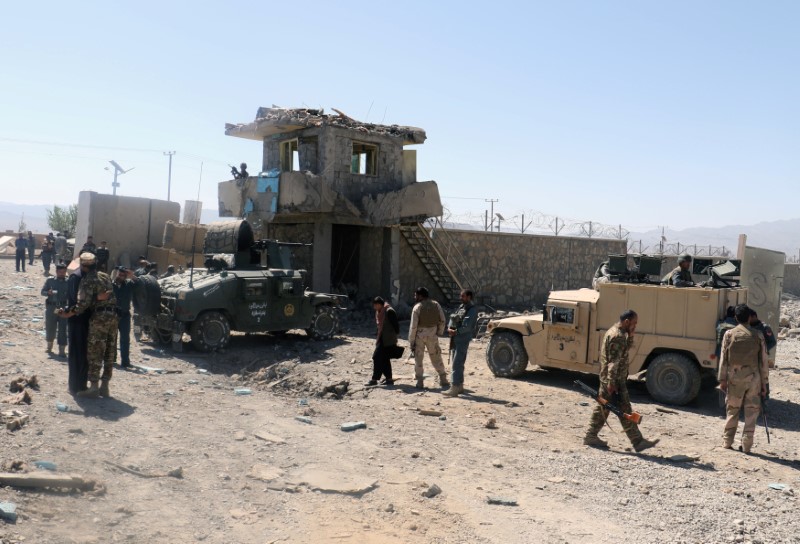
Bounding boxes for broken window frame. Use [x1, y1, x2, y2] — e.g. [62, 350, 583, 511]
[280, 139, 300, 173]
[350, 141, 378, 176]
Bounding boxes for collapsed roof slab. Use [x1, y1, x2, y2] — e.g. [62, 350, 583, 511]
[225, 107, 426, 146]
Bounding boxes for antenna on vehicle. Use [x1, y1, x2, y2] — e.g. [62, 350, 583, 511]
[188, 162, 203, 289]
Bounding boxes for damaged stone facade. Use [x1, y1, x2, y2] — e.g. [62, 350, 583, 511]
[220, 107, 443, 298]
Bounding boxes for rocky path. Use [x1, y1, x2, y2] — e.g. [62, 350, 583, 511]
[0, 258, 798, 543]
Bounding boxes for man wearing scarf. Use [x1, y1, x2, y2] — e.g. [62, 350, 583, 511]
[367, 296, 399, 386]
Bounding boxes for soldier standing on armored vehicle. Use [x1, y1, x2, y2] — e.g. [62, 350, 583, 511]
[408, 287, 449, 390]
[443, 289, 478, 397]
[718, 304, 769, 453]
[583, 309, 659, 452]
[59, 253, 119, 399]
[665, 254, 696, 287]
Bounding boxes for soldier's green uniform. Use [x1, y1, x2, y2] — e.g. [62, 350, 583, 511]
[718, 324, 769, 452]
[584, 323, 658, 451]
[73, 269, 118, 397]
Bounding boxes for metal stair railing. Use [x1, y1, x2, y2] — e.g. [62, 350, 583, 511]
[425, 217, 482, 295]
[400, 224, 462, 304]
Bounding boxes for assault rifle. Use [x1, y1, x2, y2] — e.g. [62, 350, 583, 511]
[574, 380, 643, 425]
[762, 385, 771, 444]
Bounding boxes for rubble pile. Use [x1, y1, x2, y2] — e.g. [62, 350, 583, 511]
[779, 292, 800, 339]
[226, 107, 427, 144]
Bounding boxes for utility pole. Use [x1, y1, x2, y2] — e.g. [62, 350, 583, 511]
[484, 199, 498, 232]
[164, 151, 176, 201]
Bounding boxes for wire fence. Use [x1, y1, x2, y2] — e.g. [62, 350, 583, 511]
[436, 206, 731, 256]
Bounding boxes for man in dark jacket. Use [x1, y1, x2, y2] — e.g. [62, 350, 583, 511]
[27, 231, 36, 265]
[367, 296, 399, 386]
[15, 233, 28, 272]
[750, 309, 777, 368]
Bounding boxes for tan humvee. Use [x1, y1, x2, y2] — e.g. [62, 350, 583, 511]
[485, 282, 748, 405]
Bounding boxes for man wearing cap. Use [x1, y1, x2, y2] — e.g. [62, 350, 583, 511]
[665, 255, 696, 287]
[408, 287, 449, 389]
[134, 256, 149, 277]
[41, 263, 69, 357]
[96, 240, 110, 272]
[58, 253, 118, 398]
[113, 267, 137, 369]
[80, 236, 97, 255]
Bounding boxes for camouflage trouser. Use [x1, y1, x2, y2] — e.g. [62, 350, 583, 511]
[586, 383, 643, 445]
[87, 312, 119, 382]
[724, 372, 762, 450]
[414, 334, 446, 380]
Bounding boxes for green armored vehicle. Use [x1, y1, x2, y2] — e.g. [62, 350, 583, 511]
[135, 220, 342, 352]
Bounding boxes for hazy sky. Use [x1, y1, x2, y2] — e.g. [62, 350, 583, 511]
[1, 1, 797, 231]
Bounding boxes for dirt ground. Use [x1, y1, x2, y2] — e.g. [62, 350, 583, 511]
[1, 257, 799, 544]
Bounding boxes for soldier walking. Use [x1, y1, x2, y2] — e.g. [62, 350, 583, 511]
[14, 233, 27, 272]
[27, 231, 35, 265]
[41, 236, 54, 275]
[54, 232, 67, 264]
[443, 289, 478, 397]
[583, 309, 659, 452]
[718, 304, 770, 453]
[58, 253, 118, 399]
[408, 287, 449, 389]
[41, 263, 69, 357]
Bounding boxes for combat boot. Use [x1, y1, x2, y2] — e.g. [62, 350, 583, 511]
[633, 438, 660, 453]
[439, 374, 450, 389]
[442, 384, 464, 397]
[741, 434, 754, 454]
[415, 378, 425, 389]
[46, 340, 53, 354]
[77, 382, 100, 399]
[99, 379, 111, 398]
[583, 435, 609, 449]
[58, 345, 66, 358]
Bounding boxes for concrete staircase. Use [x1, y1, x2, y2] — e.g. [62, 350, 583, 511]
[400, 219, 480, 304]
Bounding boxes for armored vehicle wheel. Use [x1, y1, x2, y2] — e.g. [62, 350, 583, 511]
[486, 331, 529, 377]
[190, 311, 231, 352]
[306, 305, 338, 340]
[646, 352, 701, 405]
[133, 275, 161, 318]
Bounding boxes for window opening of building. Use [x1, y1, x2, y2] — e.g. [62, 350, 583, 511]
[280, 139, 299, 172]
[351, 142, 378, 176]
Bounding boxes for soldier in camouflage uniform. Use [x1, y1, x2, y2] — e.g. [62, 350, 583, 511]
[583, 310, 659, 452]
[408, 287, 449, 390]
[59, 253, 119, 399]
[718, 304, 769, 453]
[41, 263, 69, 357]
[443, 289, 478, 397]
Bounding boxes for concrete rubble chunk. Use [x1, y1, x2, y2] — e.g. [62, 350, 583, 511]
[253, 430, 286, 444]
[340, 421, 367, 432]
[247, 464, 283, 482]
[422, 483, 442, 498]
[487, 497, 518, 506]
[290, 469, 377, 496]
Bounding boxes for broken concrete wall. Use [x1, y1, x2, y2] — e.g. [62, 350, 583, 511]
[75, 191, 180, 269]
[784, 264, 800, 297]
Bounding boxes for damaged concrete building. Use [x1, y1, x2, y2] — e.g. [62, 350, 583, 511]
[220, 107, 447, 302]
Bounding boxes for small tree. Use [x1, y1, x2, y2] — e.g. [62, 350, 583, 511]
[18, 213, 26, 233]
[46, 204, 78, 237]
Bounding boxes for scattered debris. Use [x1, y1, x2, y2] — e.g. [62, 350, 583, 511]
[247, 464, 283, 482]
[492, 460, 503, 468]
[253, 430, 287, 444]
[2, 390, 31, 405]
[9, 375, 38, 393]
[485, 417, 498, 429]
[2, 410, 28, 431]
[317, 380, 349, 399]
[769, 483, 787, 491]
[295, 416, 313, 424]
[656, 407, 680, 415]
[55, 401, 69, 412]
[487, 497, 518, 506]
[290, 468, 377, 496]
[667, 454, 700, 462]
[33, 461, 57, 471]
[422, 483, 442, 498]
[418, 409, 442, 417]
[103, 461, 183, 479]
[340, 421, 367, 432]
[234, 388, 252, 396]
[0, 502, 17, 523]
[0, 472, 96, 491]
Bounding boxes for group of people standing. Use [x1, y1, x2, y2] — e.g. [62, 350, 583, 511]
[39, 235, 137, 398]
[367, 287, 478, 398]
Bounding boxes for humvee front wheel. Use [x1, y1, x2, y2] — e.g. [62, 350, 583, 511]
[190, 311, 231, 352]
[306, 305, 338, 340]
[646, 353, 701, 405]
[486, 331, 529, 377]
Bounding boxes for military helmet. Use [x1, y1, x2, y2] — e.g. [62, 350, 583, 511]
[678, 254, 692, 264]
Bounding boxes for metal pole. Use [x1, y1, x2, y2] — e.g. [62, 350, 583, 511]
[113, 170, 118, 196]
[485, 199, 498, 232]
[164, 151, 176, 201]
